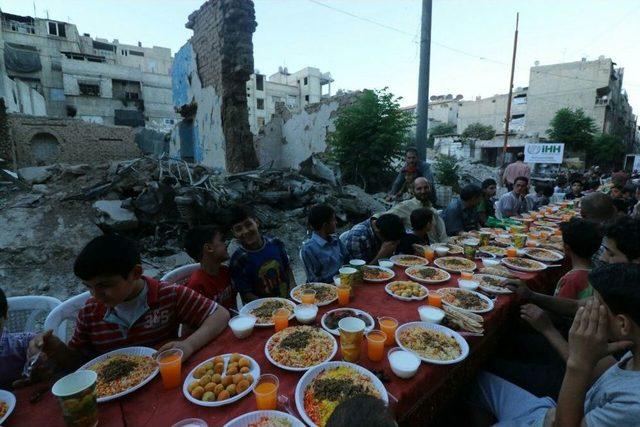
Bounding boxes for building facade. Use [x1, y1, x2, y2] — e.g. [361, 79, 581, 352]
[0, 11, 177, 128]
[453, 57, 636, 147]
[246, 66, 333, 134]
[401, 95, 462, 137]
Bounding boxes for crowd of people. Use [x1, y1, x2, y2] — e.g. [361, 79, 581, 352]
[2, 148, 640, 426]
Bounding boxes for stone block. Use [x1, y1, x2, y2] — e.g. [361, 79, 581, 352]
[18, 166, 53, 184]
[93, 199, 139, 231]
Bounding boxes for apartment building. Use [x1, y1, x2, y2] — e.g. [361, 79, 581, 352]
[246, 66, 333, 134]
[0, 11, 177, 127]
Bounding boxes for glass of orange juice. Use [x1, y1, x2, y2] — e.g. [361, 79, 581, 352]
[337, 284, 350, 305]
[156, 348, 183, 389]
[273, 308, 290, 332]
[378, 317, 398, 346]
[253, 374, 279, 410]
[423, 247, 435, 262]
[301, 289, 316, 304]
[366, 330, 387, 362]
[428, 294, 442, 308]
[506, 247, 518, 257]
[460, 271, 473, 280]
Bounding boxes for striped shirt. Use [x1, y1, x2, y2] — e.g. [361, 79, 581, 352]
[69, 277, 217, 356]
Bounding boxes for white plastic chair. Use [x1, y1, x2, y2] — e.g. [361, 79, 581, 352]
[160, 263, 200, 285]
[43, 292, 91, 343]
[339, 230, 349, 244]
[6, 296, 61, 333]
[494, 201, 503, 219]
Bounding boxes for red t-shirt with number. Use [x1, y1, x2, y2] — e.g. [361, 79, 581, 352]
[185, 266, 236, 310]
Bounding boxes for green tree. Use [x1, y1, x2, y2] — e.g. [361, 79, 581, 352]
[434, 154, 460, 192]
[586, 134, 627, 169]
[427, 122, 456, 147]
[547, 108, 598, 151]
[328, 89, 414, 191]
[462, 122, 495, 140]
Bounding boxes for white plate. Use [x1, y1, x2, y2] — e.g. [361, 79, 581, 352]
[389, 254, 429, 268]
[434, 257, 477, 273]
[385, 281, 429, 301]
[473, 274, 512, 295]
[395, 321, 469, 365]
[182, 353, 260, 407]
[295, 361, 388, 427]
[523, 248, 564, 263]
[290, 283, 338, 306]
[405, 266, 451, 284]
[264, 326, 338, 371]
[0, 390, 16, 425]
[362, 266, 396, 283]
[78, 346, 158, 403]
[239, 298, 297, 327]
[436, 287, 494, 314]
[223, 410, 305, 427]
[501, 257, 547, 272]
[320, 308, 375, 336]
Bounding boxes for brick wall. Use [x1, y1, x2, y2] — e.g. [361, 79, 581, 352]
[8, 114, 141, 167]
[186, 0, 258, 172]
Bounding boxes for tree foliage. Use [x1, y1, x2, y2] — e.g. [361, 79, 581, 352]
[328, 89, 414, 191]
[462, 122, 495, 140]
[427, 122, 457, 147]
[547, 108, 598, 151]
[434, 154, 460, 191]
[586, 134, 627, 169]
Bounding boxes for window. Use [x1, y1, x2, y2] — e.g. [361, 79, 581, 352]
[125, 92, 139, 100]
[79, 83, 100, 97]
[272, 96, 283, 104]
[304, 77, 308, 85]
[48, 22, 66, 37]
[304, 95, 309, 102]
[129, 50, 144, 57]
[513, 94, 527, 105]
[256, 74, 264, 91]
[257, 98, 265, 110]
[257, 117, 265, 127]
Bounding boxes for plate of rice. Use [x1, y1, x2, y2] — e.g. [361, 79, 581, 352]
[223, 410, 305, 427]
[395, 322, 469, 365]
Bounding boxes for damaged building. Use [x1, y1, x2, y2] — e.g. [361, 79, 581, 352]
[0, 10, 177, 128]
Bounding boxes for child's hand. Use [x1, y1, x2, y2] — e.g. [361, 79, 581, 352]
[506, 279, 532, 301]
[13, 330, 64, 388]
[520, 304, 553, 333]
[156, 340, 196, 361]
[567, 298, 633, 371]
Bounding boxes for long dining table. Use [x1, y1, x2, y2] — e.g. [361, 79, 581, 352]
[7, 258, 568, 427]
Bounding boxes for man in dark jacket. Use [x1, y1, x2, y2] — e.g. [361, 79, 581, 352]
[388, 147, 436, 203]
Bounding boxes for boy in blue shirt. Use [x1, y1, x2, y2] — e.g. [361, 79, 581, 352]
[229, 205, 296, 302]
[301, 204, 348, 283]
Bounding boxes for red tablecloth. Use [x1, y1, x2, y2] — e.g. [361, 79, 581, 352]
[8, 261, 564, 427]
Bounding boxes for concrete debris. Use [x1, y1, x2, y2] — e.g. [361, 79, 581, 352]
[298, 155, 339, 186]
[18, 166, 53, 184]
[93, 199, 139, 231]
[1, 156, 389, 300]
[456, 160, 501, 188]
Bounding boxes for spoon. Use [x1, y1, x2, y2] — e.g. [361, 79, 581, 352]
[278, 394, 297, 417]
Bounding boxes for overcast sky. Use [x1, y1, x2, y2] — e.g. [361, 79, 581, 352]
[3, 0, 640, 111]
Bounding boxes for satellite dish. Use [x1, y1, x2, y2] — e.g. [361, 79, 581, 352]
[445, 94, 453, 100]
[430, 95, 437, 101]
[455, 94, 463, 100]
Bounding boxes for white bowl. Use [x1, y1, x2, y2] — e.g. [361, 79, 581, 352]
[458, 279, 479, 291]
[294, 304, 318, 324]
[434, 246, 449, 257]
[418, 305, 445, 324]
[378, 259, 394, 269]
[228, 315, 256, 339]
[387, 347, 420, 379]
[482, 258, 500, 268]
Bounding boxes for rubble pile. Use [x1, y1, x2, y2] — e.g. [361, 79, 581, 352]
[0, 155, 388, 300]
[456, 159, 501, 187]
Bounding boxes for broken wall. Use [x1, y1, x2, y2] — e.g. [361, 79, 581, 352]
[171, 42, 224, 167]
[256, 93, 359, 168]
[176, 0, 258, 172]
[8, 114, 140, 167]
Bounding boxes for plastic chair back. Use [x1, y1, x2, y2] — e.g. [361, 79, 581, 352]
[160, 263, 200, 285]
[43, 292, 91, 343]
[6, 296, 61, 333]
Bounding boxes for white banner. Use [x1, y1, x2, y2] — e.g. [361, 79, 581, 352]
[524, 143, 564, 164]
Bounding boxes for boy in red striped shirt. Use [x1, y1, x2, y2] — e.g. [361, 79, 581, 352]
[26, 234, 230, 373]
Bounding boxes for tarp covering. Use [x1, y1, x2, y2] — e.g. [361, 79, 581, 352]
[4, 43, 41, 73]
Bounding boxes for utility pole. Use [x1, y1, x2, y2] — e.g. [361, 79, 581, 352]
[415, 0, 432, 161]
[501, 12, 519, 166]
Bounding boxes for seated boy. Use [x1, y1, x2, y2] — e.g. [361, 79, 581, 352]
[228, 205, 296, 302]
[469, 263, 640, 426]
[526, 183, 554, 211]
[441, 184, 483, 236]
[564, 179, 584, 200]
[25, 234, 229, 374]
[343, 213, 405, 264]
[0, 287, 37, 388]
[300, 204, 348, 283]
[477, 179, 497, 226]
[397, 208, 433, 255]
[183, 226, 236, 309]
